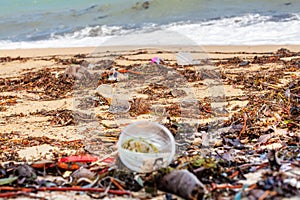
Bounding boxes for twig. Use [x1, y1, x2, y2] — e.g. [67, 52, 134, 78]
[0, 186, 131, 198]
[229, 171, 239, 179]
[239, 113, 247, 138]
[210, 183, 243, 191]
[26, 90, 45, 93]
[258, 190, 277, 200]
[210, 183, 257, 192]
[0, 191, 27, 198]
[289, 121, 300, 127]
[110, 177, 125, 191]
[201, 103, 212, 113]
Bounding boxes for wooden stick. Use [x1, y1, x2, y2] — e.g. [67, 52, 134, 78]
[110, 177, 125, 191]
[239, 113, 247, 138]
[0, 186, 131, 198]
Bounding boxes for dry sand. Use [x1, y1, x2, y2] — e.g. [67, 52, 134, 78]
[1, 45, 299, 159]
[1, 45, 300, 57]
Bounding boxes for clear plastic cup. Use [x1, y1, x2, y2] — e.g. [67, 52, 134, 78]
[117, 121, 176, 173]
[109, 93, 131, 114]
[96, 85, 131, 113]
[96, 84, 113, 104]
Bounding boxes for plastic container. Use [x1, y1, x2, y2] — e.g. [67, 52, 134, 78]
[118, 121, 176, 173]
[96, 84, 113, 104]
[109, 93, 131, 113]
[96, 84, 130, 113]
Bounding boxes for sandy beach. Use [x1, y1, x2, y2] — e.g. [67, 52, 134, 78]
[0, 45, 299, 199]
[1, 45, 300, 57]
[2, 45, 297, 146]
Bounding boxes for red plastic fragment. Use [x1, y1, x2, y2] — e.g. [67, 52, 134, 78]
[58, 155, 98, 163]
[101, 157, 115, 164]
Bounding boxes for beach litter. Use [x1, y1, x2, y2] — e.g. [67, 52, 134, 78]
[158, 169, 206, 199]
[117, 121, 176, 173]
[176, 51, 202, 66]
[176, 52, 194, 66]
[107, 68, 128, 82]
[95, 84, 113, 104]
[0, 48, 299, 199]
[151, 57, 164, 65]
[109, 94, 131, 114]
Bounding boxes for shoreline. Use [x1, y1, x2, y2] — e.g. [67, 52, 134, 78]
[0, 45, 299, 58]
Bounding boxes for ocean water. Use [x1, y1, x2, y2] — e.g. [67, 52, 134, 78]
[0, 0, 300, 49]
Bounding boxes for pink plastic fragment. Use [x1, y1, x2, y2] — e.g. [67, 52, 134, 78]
[151, 57, 161, 64]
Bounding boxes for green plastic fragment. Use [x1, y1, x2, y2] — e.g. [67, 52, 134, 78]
[0, 176, 18, 185]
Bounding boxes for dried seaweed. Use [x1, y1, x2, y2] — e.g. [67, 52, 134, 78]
[0, 68, 74, 99]
[130, 97, 150, 116]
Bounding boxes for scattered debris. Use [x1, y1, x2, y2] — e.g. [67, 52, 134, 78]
[0, 48, 299, 199]
[130, 97, 150, 115]
[239, 60, 250, 66]
[158, 169, 206, 200]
